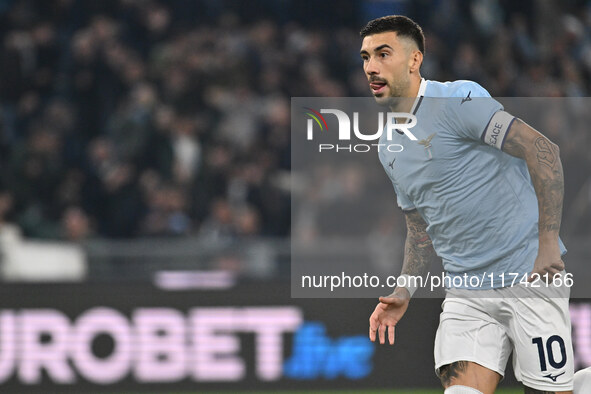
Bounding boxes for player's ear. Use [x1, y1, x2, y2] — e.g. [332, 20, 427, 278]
[408, 50, 423, 73]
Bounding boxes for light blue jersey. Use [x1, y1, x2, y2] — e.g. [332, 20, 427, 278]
[378, 79, 566, 289]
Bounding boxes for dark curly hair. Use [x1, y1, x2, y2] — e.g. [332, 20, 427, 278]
[360, 15, 425, 55]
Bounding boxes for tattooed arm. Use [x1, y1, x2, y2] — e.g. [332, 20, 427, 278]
[395, 209, 437, 296]
[502, 119, 565, 279]
[369, 209, 436, 345]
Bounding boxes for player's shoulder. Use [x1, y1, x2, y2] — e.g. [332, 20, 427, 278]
[425, 79, 491, 98]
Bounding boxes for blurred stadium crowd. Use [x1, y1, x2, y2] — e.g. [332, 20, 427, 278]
[1, 0, 591, 241]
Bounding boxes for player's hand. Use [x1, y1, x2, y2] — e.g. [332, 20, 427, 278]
[369, 289, 410, 345]
[528, 246, 565, 282]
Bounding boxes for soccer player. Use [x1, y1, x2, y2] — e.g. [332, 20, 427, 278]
[361, 16, 573, 394]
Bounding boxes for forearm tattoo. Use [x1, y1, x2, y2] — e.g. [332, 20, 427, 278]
[400, 210, 436, 277]
[532, 136, 564, 234]
[503, 120, 564, 236]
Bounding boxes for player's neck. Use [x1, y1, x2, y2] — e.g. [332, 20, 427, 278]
[407, 73, 422, 98]
[390, 74, 422, 113]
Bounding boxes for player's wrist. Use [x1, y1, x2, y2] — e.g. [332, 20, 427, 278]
[537, 235, 560, 252]
[395, 274, 417, 298]
[538, 231, 559, 242]
[392, 286, 411, 299]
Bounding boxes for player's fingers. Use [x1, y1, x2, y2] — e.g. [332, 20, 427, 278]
[369, 315, 378, 342]
[527, 271, 539, 282]
[379, 296, 403, 305]
[528, 267, 547, 282]
[551, 260, 565, 271]
[529, 267, 561, 282]
[369, 320, 377, 342]
[529, 259, 565, 282]
[546, 266, 561, 277]
[378, 324, 386, 344]
[388, 325, 395, 345]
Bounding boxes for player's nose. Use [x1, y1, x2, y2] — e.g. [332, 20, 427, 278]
[365, 57, 379, 76]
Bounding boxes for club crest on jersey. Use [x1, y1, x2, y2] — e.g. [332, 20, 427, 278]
[418, 133, 436, 148]
[417, 132, 436, 159]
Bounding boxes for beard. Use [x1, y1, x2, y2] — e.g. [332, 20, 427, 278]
[373, 74, 411, 109]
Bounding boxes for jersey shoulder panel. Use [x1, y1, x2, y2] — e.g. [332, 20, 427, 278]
[424, 79, 492, 99]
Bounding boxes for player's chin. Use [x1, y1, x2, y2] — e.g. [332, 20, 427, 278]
[372, 94, 391, 106]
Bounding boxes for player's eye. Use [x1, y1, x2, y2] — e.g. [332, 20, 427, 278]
[380, 52, 389, 58]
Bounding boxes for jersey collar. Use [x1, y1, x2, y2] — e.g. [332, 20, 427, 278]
[410, 78, 426, 115]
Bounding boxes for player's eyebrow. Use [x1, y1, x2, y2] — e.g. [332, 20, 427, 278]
[360, 44, 393, 56]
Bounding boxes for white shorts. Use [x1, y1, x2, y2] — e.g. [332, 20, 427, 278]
[434, 282, 574, 391]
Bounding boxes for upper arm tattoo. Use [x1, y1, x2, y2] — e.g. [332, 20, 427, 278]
[502, 118, 528, 158]
[534, 136, 558, 169]
[401, 210, 435, 277]
[502, 119, 564, 235]
[502, 119, 560, 171]
[405, 210, 431, 246]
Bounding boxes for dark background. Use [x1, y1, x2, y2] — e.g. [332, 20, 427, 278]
[0, 0, 591, 392]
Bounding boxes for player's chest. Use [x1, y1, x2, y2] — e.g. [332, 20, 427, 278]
[382, 127, 467, 190]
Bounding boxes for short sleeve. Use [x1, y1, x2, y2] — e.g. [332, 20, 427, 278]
[378, 148, 415, 211]
[390, 179, 415, 211]
[443, 81, 503, 142]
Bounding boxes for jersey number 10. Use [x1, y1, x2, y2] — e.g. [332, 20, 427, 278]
[532, 335, 567, 371]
